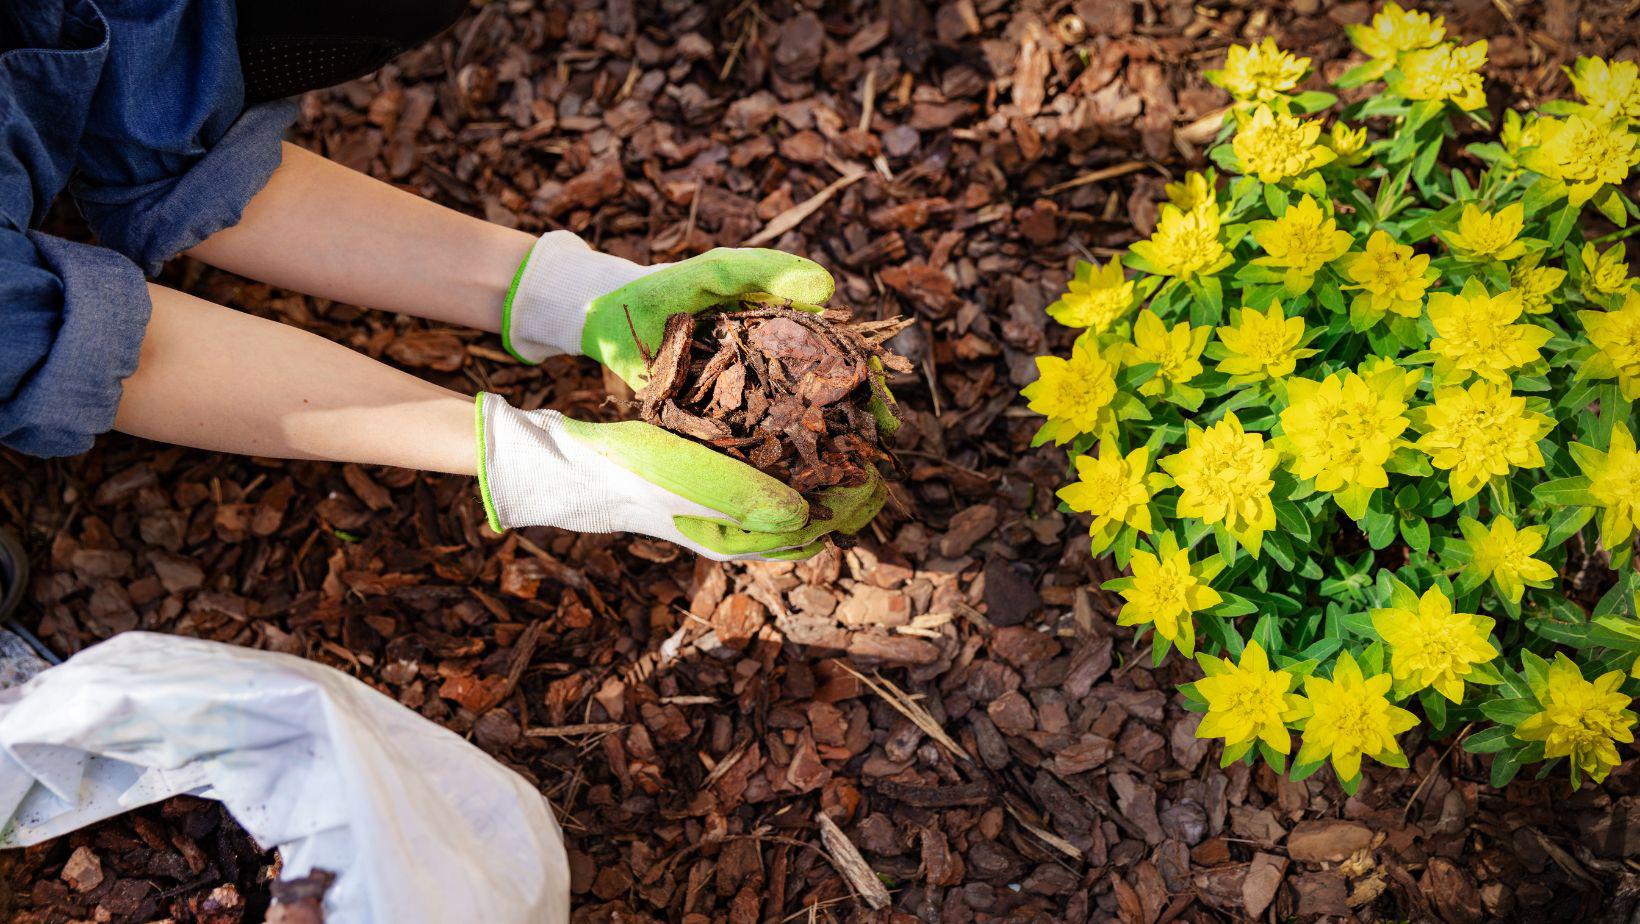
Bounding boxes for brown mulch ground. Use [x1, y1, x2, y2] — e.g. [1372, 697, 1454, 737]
[7, 1, 1640, 921]
[0, 797, 284, 924]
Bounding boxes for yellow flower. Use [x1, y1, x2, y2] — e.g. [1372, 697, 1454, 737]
[1346, 2, 1445, 60]
[1208, 38, 1310, 103]
[1326, 122, 1370, 165]
[1391, 40, 1488, 110]
[1046, 257, 1135, 331]
[1501, 110, 1541, 157]
[1441, 203, 1528, 262]
[1277, 362, 1418, 518]
[1165, 171, 1215, 212]
[1296, 651, 1419, 783]
[1115, 533, 1222, 656]
[1230, 106, 1336, 184]
[1194, 641, 1307, 756]
[1522, 113, 1640, 206]
[1460, 516, 1556, 604]
[1022, 337, 1119, 445]
[1426, 281, 1551, 384]
[1058, 442, 1154, 554]
[1410, 380, 1553, 504]
[1571, 421, 1640, 549]
[1127, 310, 1210, 396]
[1510, 259, 1566, 315]
[1568, 56, 1640, 121]
[1159, 411, 1279, 556]
[1516, 653, 1637, 786]
[1580, 242, 1637, 300]
[1371, 586, 1497, 702]
[1129, 203, 1230, 280]
[1215, 300, 1316, 382]
[1342, 230, 1434, 324]
[1251, 195, 1353, 292]
[1580, 290, 1640, 400]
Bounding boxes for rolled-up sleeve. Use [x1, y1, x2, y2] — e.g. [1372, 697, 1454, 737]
[1, 0, 299, 458]
[70, 0, 298, 274]
[0, 0, 155, 457]
[0, 231, 152, 457]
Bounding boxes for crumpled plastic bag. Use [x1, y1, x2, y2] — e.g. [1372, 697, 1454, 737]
[0, 631, 569, 924]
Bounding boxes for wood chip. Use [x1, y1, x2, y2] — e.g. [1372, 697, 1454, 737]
[815, 811, 891, 910]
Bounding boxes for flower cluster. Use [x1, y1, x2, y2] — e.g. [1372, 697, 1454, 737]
[1027, 5, 1640, 791]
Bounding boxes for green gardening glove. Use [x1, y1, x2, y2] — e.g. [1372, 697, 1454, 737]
[500, 232, 835, 388]
[475, 394, 884, 562]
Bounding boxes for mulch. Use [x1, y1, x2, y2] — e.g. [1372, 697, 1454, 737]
[6, 0, 1640, 921]
[0, 796, 334, 924]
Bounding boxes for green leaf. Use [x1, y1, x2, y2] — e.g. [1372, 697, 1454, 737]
[1211, 592, 1260, 618]
[1463, 725, 1517, 754]
[1534, 476, 1597, 506]
[1202, 613, 1246, 661]
[1258, 740, 1288, 775]
[1547, 201, 1580, 247]
[1288, 756, 1327, 782]
[1593, 185, 1628, 227]
[1263, 183, 1290, 217]
[1363, 504, 1397, 550]
[1400, 515, 1431, 554]
[1490, 749, 1523, 788]
[1298, 637, 1342, 663]
[1479, 697, 1540, 725]
[1191, 276, 1225, 328]
[1419, 687, 1448, 732]
[1251, 613, 1283, 655]
[1290, 90, 1339, 113]
[1521, 650, 1551, 692]
[1263, 531, 1296, 571]
[1543, 504, 1596, 550]
[1336, 610, 1378, 639]
[1272, 500, 1312, 545]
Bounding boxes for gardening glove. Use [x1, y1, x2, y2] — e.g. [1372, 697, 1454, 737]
[475, 393, 886, 562]
[500, 231, 836, 388]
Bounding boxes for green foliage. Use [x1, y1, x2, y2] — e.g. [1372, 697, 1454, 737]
[1029, 7, 1640, 789]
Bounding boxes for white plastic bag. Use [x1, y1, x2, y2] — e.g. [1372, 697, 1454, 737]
[0, 631, 570, 924]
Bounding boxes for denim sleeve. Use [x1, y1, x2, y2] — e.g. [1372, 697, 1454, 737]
[0, 232, 152, 458]
[0, 0, 155, 458]
[70, 0, 299, 274]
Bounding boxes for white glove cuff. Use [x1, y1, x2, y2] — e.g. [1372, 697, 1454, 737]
[476, 396, 614, 534]
[502, 231, 655, 363]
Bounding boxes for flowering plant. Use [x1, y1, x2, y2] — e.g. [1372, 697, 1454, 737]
[1027, 4, 1640, 791]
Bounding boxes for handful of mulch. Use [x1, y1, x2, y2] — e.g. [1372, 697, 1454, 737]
[635, 301, 912, 521]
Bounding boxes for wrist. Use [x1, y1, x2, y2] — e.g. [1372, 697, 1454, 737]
[475, 394, 613, 534]
[501, 232, 653, 364]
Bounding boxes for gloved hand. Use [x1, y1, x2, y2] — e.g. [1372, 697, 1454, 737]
[475, 393, 886, 562]
[500, 232, 836, 388]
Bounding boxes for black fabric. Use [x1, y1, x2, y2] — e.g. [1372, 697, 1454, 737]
[235, 0, 465, 103]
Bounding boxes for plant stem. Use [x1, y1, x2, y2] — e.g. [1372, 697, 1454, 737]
[1587, 223, 1640, 247]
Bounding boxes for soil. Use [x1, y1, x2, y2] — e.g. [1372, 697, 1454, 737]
[6, 1, 1640, 922]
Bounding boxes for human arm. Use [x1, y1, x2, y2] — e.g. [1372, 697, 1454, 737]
[112, 286, 863, 560]
[113, 283, 478, 474]
[183, 143, 836, 385]
[183, 142, 535, 334]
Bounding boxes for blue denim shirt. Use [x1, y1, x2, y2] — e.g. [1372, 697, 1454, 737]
[0, 0, 297, 457]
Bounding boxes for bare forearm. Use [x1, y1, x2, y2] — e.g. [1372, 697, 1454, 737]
[115, 284, 477, 475]
[186, 142, 534, 333]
